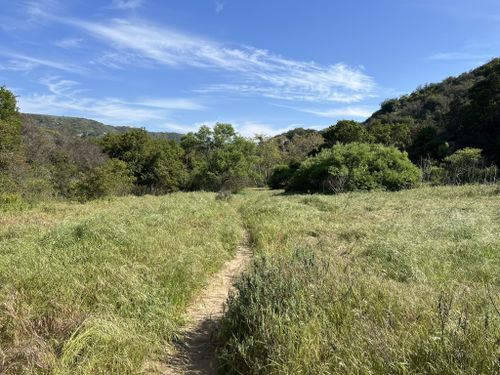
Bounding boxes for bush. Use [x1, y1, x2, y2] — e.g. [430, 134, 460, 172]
[288, 143, 421, 193]
[443, 148, 498, 184]
[75, 159, 135, 201]
[268, 163, 299, 190]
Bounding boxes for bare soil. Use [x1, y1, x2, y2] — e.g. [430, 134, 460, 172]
[153, 238, 252, 374]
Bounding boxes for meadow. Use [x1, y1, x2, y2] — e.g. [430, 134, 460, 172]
[0, 185, 499, 374]
[219, 185, 500, 374]
[0, 193, 242, 374]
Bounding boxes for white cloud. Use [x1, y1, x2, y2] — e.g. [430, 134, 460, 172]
[0, 52, 85, 74]
[271, 103, 375, 120]
[236, 122, 298, 137]
[54, 37, 84, 48]
[132, 98, 205, 111]
[287, 105, 375, 119]
[0, 59, 38, 72]
[110, 0, 144, 10]
[63, 18, 374, 103]
[18, 77, 205, 125]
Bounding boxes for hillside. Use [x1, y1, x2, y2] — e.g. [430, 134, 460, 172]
[365, 58, 500, 164]
[21, 113, 184, 142]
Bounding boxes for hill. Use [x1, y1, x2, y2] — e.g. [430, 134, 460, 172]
[21, 113, 184, 142]
[365, 58, 500, 164]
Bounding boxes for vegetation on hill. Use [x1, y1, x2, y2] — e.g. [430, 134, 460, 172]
[365, 58, 500, 165]
[218, 185, 500, 374]
[22, 113, 184, 141]
[2, 59, 500, 203]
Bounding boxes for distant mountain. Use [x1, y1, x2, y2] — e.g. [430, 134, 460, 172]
[365, 58, 500, 164]
[21, 113, 184, 142]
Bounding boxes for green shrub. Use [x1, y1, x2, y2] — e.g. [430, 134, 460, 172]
[267, 163, 299, 190]
[0, 192, 28, 211]
[443, 148, 498, 184]
[288, 142, 421, 193]
[75, 159, 135, 201]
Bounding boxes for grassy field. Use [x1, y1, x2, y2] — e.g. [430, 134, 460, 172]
[0, 193, 243, 374]
[1, 185, 499, 374]
[219, 185, 500, 374]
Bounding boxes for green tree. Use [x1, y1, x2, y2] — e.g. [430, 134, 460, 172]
[0, 86, 22, 155]
[367, 121, 412, 149]
[101, 129, 187, 194]
[322, 120, 373, 147]
[255, 135, 285, 184]
[75, 159, 135, 201]
[181, 123, 259, 192]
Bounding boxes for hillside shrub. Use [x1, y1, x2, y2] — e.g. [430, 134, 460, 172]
[268, 162, 300, 189]
[75, 159, 136, 201]
[443, 148, 498, 184]
[288, 142, 421, 193]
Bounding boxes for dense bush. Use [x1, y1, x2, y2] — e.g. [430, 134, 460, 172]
[267, 162, 299, 189]
[75, 159, 136, 201]
[101, 129, 187, 194]
[443, 147, 497, 184]
[288, 142, 421, 193]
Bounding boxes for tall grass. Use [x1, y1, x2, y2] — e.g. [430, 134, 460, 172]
[0, 193, 243, 374]
[218, 185, 500, 374]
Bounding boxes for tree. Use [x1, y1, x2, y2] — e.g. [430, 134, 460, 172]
[255, 135, 285, 184]
[101, 129, 187, 194]
[367, 121, 412, 149]
[322, 120, 373, 147]
[181, 123, 259, 192]
[0, 86, 22, 154]
[75, 159, 135, 201]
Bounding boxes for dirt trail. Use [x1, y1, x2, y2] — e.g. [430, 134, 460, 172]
[158, 237, 252, 375]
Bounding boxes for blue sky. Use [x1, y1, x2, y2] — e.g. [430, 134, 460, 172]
[0, 0, 499, 136]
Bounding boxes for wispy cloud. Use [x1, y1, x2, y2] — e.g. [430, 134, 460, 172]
[287, 106, 375, 119]
[110, 0, 144, 10]
[54, 37, 84, 48]
[63, 18, 374, 103]
[0, 52, 85, 74]
[18, 76, 205, 125]
[0, 59, 38, 72]
[428, 52, 495, 61]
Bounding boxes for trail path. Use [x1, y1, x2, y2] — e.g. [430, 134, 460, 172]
[158, 237, 252, 375]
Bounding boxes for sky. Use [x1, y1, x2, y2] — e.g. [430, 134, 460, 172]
[0, 0, 499, 136]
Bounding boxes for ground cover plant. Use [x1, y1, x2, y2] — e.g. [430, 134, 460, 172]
[218, 185, 500, 374]
[0, 193, 243, 374]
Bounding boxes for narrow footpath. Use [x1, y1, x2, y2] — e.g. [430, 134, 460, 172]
[159, 236, 252, 375]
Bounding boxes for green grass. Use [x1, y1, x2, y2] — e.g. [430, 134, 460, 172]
[0, 193, 243, 374]
[218, 185, 500, 374]
[1, 185, 499, 374]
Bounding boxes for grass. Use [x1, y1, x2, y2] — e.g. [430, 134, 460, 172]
[218, 185, 500, 374]
[1, 185, 499, 374]
[0, 193, 243, 374]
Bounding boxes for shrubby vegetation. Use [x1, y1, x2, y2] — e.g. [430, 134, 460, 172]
[3, 58, 500, 205]
[288, 143, 421, 193]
